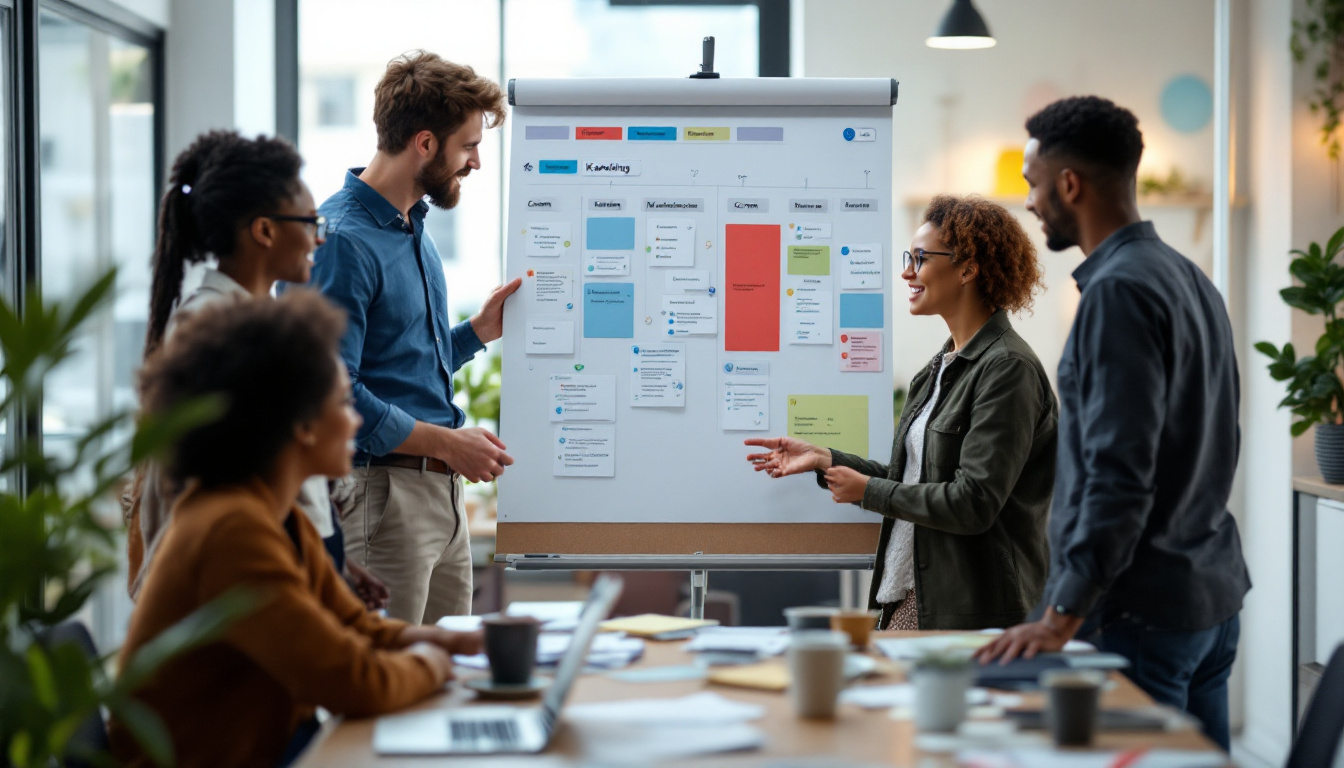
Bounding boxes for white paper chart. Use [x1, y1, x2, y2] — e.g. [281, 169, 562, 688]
[499, 78, 896, 524]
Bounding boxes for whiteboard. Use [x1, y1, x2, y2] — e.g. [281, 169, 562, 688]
[498, 78, 897, 527]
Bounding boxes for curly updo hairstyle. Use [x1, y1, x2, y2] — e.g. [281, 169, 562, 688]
[922, 194, 1045, 315]
[139, 290, 346, 490]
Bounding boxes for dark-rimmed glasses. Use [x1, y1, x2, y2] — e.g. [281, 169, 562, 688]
[902, 248, 955, 272]
[267, 214, 328, 239]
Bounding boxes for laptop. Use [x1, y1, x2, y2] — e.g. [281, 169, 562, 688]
[372, 573, 625, 755]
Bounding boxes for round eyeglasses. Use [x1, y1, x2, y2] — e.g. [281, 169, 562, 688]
[267, 214, 328, 239]
[902, 248, 955, 272]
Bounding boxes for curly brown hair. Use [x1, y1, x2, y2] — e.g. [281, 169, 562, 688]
[922, 194, 1045, 314]
[139, 290, 346, 489]
[374, 50, 506, 153]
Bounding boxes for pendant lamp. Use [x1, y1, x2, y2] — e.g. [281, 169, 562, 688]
[926, 0, 996, 50]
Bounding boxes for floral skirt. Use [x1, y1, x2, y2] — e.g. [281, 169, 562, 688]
[884, 587, 919, 630]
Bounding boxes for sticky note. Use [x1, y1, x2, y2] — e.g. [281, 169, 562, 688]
[583, 283, 634, 338]
[631, 342, 686, 407]
[553, 424, 615, 477]
[526, 222, 571, 257]
[525, 320, 574, 355]
[725, 224, 780, 351]
[840, 332, 883, 372]
[787, 245, 831, 276]
[787, 395, 869, 457]
[786, 277, 833, 345]
[665, 269, 710, 293]
[530, 267, 574, 311]
[647, 219, 696, 267]
[839, 293, 884, 328]
[550, 374, 616, 422]
[586, 217, 636, 250]
[840, 244, 882, 289]
[662, 295, 718, 336]
[789, 222, 831, 242]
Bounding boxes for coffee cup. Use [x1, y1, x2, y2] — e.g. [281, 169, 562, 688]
[1041, 668, 1107, 746]
[784, 606, 839, 632]
[483, 615, 541, 685]
[829, 609, 881, 649]
[787, 630, 848, 719]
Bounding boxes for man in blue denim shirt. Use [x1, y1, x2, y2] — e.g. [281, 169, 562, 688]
[311, 52, 520, 623]
[977, 97, 1249, 751]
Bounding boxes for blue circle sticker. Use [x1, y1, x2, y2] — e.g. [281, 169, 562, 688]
[843, 128, 856, 141]
[724, 363, 734, 373]
[1160, 75, 1213, 134]
[558, 437, 566, 444]
[841, 246, 850, 256]
[555, 406, 562, 414]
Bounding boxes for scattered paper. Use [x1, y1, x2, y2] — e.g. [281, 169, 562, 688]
[600, 614, 718, 638]
[686, 626, 791, 657]
[608, 665, 708, 684]
[506, 600, 585, 631]
[434, 615, 483, 632]
[565, 691, 764, 724]
[839, 684, 992, 710]
[956, 749, 1227, 768]
[569, 722, 764, 762]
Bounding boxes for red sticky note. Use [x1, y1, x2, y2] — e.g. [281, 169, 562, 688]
[725, 224, 780, 351]
[576, 126, 622, 140]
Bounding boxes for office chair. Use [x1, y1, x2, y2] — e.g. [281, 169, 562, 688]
[39, 621, 111, 768]
[1286, 643, 1344, 768]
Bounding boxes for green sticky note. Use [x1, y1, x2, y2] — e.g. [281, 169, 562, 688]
[787, 245, 831, 276]
[787, 395, 868, 457]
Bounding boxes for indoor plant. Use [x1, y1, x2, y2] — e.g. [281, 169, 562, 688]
[0, 270, 253, 767]
[1257, 225, 1344, 482]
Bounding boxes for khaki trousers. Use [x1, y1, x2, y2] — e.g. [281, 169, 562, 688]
[333, 465, 473, 624]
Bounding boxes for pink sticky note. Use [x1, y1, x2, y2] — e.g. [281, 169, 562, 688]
[841, 331, 883, 372]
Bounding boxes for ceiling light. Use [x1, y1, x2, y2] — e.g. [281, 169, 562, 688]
[926, 0, 996, 50]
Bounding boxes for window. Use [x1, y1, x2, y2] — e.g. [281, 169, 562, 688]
[314, 74, 356, 127]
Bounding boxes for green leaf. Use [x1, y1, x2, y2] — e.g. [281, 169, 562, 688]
[27, 645, 57, 710]
[1255, 341, 1280, 358]
[106, 697, 173, 768]
[1328, 226, 1344, 260]
[1293, 419, 1315, 437]
[9, 731, 32, 768]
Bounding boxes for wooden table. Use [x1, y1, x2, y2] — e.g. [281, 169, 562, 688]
[298, 631, 1224, 767]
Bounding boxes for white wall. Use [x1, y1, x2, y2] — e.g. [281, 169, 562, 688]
[802, 0, 1216, 393]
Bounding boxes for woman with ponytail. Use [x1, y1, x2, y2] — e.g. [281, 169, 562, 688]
[128, 130, 387, 609]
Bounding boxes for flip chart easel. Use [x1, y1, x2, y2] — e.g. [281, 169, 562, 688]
[496, 75, 899, 616]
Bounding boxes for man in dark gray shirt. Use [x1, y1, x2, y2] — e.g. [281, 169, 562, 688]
[976, 96, 1250, 751]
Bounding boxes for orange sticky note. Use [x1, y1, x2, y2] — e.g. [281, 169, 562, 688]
[725, 224, 780, 351]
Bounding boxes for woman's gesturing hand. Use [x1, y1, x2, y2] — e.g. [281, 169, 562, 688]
[824, 466, 870, 504]
[743, 436, 830, 477]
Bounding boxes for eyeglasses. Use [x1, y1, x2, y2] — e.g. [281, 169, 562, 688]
[267, 214, 328, 239]
[902, 248, 955, 272]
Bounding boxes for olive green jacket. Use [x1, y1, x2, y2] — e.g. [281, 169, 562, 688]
[826, 311, 1057, 629]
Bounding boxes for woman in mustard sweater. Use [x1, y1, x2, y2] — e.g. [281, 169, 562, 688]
[111, 292, 478, 767]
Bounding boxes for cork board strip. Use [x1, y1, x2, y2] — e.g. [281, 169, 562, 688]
[495, 523, 881, 556]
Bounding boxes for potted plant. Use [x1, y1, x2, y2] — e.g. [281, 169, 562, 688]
[1257, 225, 1344, 482]
[1292, 0, 1344, 209]
[0, 270, 254, 767]
[909, 648, 975, 732]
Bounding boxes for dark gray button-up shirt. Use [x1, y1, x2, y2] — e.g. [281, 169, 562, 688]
[1045, 221, 1251, 631]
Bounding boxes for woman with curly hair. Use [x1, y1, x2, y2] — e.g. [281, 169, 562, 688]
[746, 195, 1057, 630]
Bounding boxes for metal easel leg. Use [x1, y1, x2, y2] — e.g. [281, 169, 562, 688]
[689, 570, 708, 620]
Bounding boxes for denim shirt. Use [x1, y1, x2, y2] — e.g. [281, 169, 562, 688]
[309, 169, 484, 459]
[1045, 221, 1250, 631]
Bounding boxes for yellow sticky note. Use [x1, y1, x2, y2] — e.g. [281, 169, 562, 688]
[707, 661, 791, 691]
[787, 245, 831, 276]
[599, 614, 718, 638]
[787, 395, 869, 457]
[995, 149, 1029, 197]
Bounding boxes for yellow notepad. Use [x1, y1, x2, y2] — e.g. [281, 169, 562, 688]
[707, 661, 790, 691]
[598, 614, 718, 638]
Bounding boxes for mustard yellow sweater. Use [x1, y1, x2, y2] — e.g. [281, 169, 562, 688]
[110, 481, 439, 767]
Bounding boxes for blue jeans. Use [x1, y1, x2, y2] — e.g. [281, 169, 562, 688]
[1093, 612, 1240, 751]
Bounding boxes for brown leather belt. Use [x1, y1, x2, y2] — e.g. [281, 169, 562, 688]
[367, 453, 454, 476]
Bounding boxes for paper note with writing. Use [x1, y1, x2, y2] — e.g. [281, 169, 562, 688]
[785, 277, 833, 345]
[526, 319, 574, 355]
[840, 331, 882, 372]
[526, 222, 571, 257]
[631, 342, 686, 407]
[554, 424, 615, 477]
[585, 216, 635, 275]
[584, 283, 635, 338]
[840, 244, 882, 289]
[787, 395, 868, 457]
[550, 374, 616, 422]
[646, 219, 696, 267]
[662, 295, 718, 336]
[721, 373, 769, 431]
[725, 224, 780, 351]
[665, 269, 711, 293]
[529, 267, 575, 312]
[787, 245, 831, 276]
[789, 222, 832, 242]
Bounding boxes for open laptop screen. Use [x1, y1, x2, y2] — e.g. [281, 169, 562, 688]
[540, 573, 624, 722]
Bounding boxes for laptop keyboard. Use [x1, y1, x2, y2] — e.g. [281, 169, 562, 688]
[450, 718, 520, 748]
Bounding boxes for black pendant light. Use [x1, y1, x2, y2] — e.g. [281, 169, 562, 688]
[927, 0, 996, 50]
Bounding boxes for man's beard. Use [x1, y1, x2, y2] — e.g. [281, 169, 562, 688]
[1041, 186, 1080, 252]
[418, 149, 466, 210]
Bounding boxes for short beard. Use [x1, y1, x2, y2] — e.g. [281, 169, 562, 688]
[418, 149, 466, 210]
[1042, 187, 1080, 252]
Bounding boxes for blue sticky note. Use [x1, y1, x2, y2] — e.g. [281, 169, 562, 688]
[586, 217, 636, 250]
[839, 293, 884, 328]
[584, 283, 635, 338]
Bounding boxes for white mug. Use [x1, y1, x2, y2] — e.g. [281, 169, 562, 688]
[787, 630, 848, 719]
